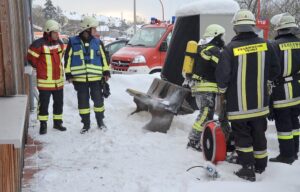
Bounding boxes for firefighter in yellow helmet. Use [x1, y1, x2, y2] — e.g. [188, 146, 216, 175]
[183, 24, 225, 151]
[27, 19, 67, 135]
[269, 13, 300, 164]
[64, 16, 110, 134]
[216, 10, 280, 181]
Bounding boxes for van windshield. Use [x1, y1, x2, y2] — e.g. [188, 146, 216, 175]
[128, 27, 166, 47]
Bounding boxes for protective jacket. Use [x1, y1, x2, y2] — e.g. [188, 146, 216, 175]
[271, 34, 300, 109]
[27, 33, 64, 90]
[64, 36, 109, 82]
[191, 44, 221, 94]
[216, 32, 281, 121]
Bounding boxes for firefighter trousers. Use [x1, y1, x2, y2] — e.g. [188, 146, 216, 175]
[274, 106, 300, 158]
[38, 89, 63, 123]
[189, 92, 216, 141]
[231, 117, 268, 171]
[73, 81, 104, 127]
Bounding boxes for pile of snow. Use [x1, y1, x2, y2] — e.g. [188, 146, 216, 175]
[176, 0, 240, 17]
[27, 74, 300, 192]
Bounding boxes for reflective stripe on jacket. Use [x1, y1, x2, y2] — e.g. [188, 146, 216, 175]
[272, 34, 300, 109]
[64, 36, 109, 82]
[216, 32, 281, 121]
[27, 37, 64, 90]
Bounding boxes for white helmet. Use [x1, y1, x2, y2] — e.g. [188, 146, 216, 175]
[232, 9, 256, 26]
[203, 24, 225, 38]
[44, 19, 61, 32]
[80, 16, 99, 32]
[271, 13, 298, 31]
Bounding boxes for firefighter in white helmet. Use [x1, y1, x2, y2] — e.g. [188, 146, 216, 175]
[183, 24, 225, 151]
[269, 13, 300, 164]
[27, 19, 67, 135]
[216, 9, 280, 181]
[64, 16, 110, 134]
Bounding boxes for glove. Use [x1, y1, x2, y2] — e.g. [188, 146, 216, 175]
[182, 78, 190, 88]
[267, 110, 274, 121]
[103, 70, 111, 81]
[182, 74, 193, 88]
[101, 79, 111, 98]
[65, 73, 73, 83]
[267, 80, 273, 96]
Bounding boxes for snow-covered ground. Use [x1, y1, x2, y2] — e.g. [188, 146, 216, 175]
[27, 74, 300, 192]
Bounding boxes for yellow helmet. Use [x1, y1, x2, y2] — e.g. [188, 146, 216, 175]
[271, 13, 298, 31]
[44, 19, 61, 32]
[203, 24, 225, 38]
[232, 9, 256, 26]
[80, 16, 99, 32]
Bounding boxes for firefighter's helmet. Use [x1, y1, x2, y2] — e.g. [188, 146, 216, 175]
[80, 16, 99, 32]
[203, 24, 225, 38]
[232, 9, 256, 26]
[44, 19, 61, 32]
[271, 13, 298, 31]
[232, 10, 256, 33]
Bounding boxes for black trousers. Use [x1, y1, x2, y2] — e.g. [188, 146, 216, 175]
[274, 106, 300, 158]
[231, 117, 268, 170]
[73, 81, 104, 127]
[38, 89, 63, 122]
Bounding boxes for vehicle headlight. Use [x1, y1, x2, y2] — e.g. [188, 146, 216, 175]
[132, 55, 146, 64]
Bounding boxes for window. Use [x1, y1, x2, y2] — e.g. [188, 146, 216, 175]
[128, 27, 166, 47]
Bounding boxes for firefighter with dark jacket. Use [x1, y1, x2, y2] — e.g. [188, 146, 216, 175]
[27, 19, 67, 135]
[269, 13, 300, 164]
[64, 16, 110, 134]
[216, 10, 280, 181]
[183, 24, 225, 151]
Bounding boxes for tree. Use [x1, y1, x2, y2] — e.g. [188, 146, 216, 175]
[55, 6, 68, 27]
[32, 5, 46, 28]
[235, 0, 259, 14]
[43, 0, 57, 19]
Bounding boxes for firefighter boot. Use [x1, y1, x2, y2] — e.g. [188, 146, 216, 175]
[234, 165, 256, 182]
[269, 155, 295, 164]
[96, 112, 107, 130]
[53, 121, 67, 131]
[80, 124, 90, 134]
[187, 130, 202, 151]
[39, 121, 47, 135]
[97, 119, 107, 130]
[187, 139, 202, 151]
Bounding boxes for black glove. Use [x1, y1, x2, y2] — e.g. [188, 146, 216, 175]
[103, 70, 111, 78]
[101, 78, 111, 98]
[65, 73, 72, 81]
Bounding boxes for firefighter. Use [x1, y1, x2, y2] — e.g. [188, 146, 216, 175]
[64, 16, 110, 134]
[216, 10, 280, 181]
[269, 13, 300, 164]
[27, 19, 67, 135]
[184, 24, 226, 151]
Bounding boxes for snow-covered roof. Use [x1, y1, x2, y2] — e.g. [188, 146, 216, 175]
[176, 0, 240, 17]
[64, 11, 121, 27]
[97, 25, 109, 32]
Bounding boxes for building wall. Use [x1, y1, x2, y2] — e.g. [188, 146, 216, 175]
[0, 0, 32, 96]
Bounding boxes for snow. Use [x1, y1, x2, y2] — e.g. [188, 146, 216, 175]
[27, 74, 300, 192]
[176, 0, 240, 17]
[63, 11, 122, 27]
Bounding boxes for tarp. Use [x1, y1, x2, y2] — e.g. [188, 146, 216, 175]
[161, 15, 200, 85]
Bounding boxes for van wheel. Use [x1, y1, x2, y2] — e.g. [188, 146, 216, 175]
[149, 69, 161, 74]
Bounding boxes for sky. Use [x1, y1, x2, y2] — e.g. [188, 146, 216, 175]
[32, 0, 198, 21]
